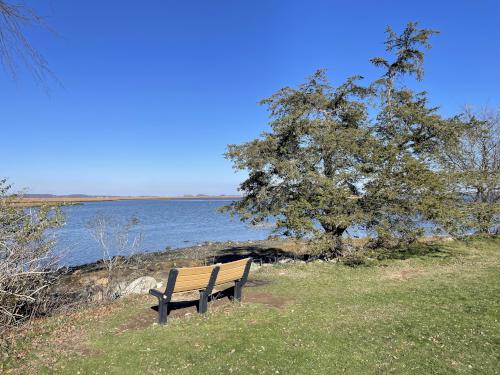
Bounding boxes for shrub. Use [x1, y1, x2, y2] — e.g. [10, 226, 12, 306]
[0, 179, 64, 332]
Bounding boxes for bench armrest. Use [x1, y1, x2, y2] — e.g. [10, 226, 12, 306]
[149, 289, 164, 299]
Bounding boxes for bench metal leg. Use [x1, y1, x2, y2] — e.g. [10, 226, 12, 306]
[158, 300, 168, 325]
[198, 266, 219, 314]
[155, 268, 178, 325]
[234, 281, 242, 301]
[199, 291, 208, 314]
[233, 259, 252, 302]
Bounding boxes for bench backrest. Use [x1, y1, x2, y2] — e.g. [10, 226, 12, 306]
[173, 264, 217, 293]
[215, 258, 251, 286]
[166, 258, 252, 294]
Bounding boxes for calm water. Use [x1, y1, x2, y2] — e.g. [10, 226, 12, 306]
[55, 199, 274, 266]
[54, 198, 438, 266]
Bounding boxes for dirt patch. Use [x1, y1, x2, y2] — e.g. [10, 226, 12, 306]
[120, 286, 291, 331]
[119, 308, 159, 331]
[244, 291, 291, 309]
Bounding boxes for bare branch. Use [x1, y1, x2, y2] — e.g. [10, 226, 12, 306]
[0, 0, 56, 86]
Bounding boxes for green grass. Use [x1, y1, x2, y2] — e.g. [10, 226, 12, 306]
[3, 237, 500, 374]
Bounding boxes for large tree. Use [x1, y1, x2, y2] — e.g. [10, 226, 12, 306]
[224, 70, 371, 252]
[225, 22, 467, 251]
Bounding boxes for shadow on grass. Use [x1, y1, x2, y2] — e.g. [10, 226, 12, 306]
[372, 242, 454, 262]
[209, 245, 307, 265]
[149, 285, 242, 318]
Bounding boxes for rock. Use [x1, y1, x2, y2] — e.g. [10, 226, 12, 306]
[250, 263, 261, 272]
[278, 258, 292, 264]
[122, 276, 157, 296]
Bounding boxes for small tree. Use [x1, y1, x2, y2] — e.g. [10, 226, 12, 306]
[440, 107, 500, 234]
[87, 215, 142, 298]
[0, 179, 63, 331]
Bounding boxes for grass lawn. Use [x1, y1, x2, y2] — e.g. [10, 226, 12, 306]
[3, 237, 499, 374]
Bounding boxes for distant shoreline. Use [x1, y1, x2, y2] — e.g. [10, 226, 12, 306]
[14, 195, 242, 207]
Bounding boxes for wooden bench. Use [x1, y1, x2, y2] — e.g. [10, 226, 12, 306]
[149, 258, 252, 324]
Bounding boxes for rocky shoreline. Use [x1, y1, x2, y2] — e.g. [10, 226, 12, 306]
[58, 235, 454, 301]
[59, 238, 308, 299]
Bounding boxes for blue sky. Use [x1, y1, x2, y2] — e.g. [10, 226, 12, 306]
[1, 0, 499, 196]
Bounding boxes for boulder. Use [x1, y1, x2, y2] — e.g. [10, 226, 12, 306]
[250, 263, 261, 272]
[121, 276, 157, 296]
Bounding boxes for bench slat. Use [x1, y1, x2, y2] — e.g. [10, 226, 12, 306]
[217, 267, 245, 278]
[174, 277, 214, 292]
[218, 258, 248, 271]
[175, 265, 215, 277]
[176, 273, 217, 283]
[215, 275, 244, 285]
[215, 268, 246, 285]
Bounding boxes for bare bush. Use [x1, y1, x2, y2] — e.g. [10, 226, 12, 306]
[87, 214, 142, 299]
[0, 179, 64, 333]
[441, 106, 500, 234]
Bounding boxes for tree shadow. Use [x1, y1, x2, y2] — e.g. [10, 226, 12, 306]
[373, 242, 454, 261]
[207, 245, 308, 265]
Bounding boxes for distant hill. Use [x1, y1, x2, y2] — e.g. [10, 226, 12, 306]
[24, 194, 104, 198]
[23, 194, 236, 198]
[23, 194, 238, 199]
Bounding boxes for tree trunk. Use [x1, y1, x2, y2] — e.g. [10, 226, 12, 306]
[320, 222, 347, 237]
[319, 221, 347, 256]
[476, 212, 492, 234]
